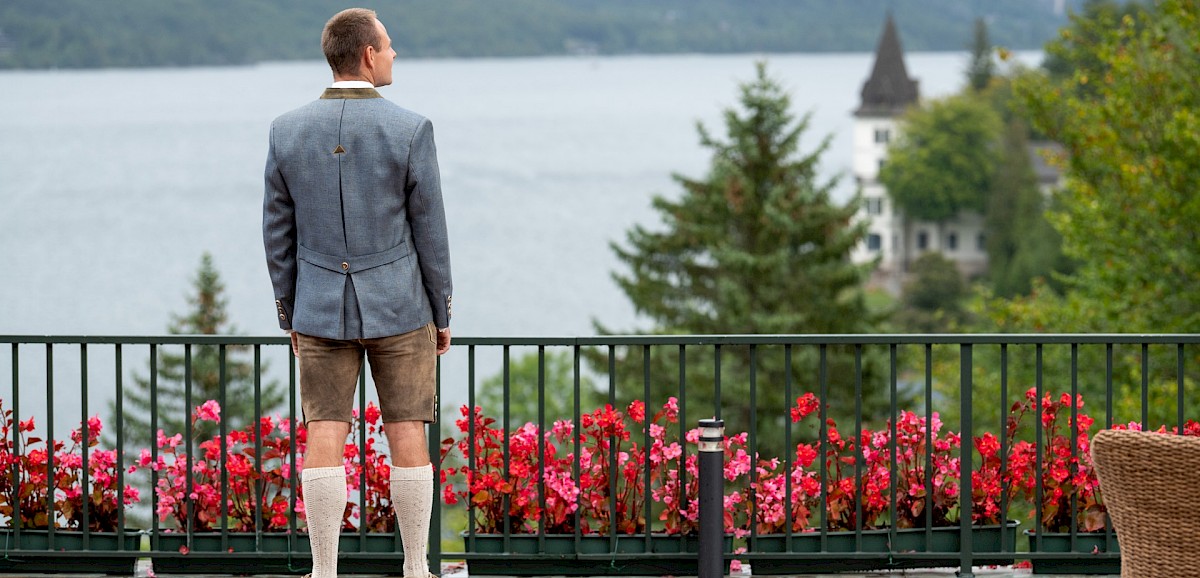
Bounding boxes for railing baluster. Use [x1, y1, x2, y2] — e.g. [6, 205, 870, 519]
[467, 345, 477, 552]
[853, 344, 862, 553]
[1070, 343, 1079, 552]
[888, 344, 897, 555]
[818, 344, 828, 552]
[253, 345, 262, 546]
[959, 342, 974, 576]
[185, 344, 194, 546]
[219, 344, 228, 551]
[150, 343, 159, 551]
[572, 345, 581, 552]
[999, 343, 1009, 553]
[46, 343, 55, 549]
[677, 344, 687, 551]
[115, 343, 125, 547]
[81, 343, 90, 547]
[1179, 343, 1186, 433]
[924, 343, 933, 543]
[714, 344, 722, 420]
[357, 358, 367, 549]
[539, 345, 547, 552]
[1034, 343, 1043, 552]
[607, 345, 616, 553]
[502, 345, 511, 551]
[642, 343, 651, 551]
[1105, 342, 1114, 552]
[748, 344, 758, 551]
[10, 343, 20, 537]
[1141, 343, 1149, 427]
[783, 343, 792, 551]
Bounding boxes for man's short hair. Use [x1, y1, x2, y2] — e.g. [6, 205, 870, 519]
[322, 8, 381, 77]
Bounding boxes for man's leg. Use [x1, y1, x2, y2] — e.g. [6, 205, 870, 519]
[297, 333, 362, 578]
[363, 325, 438, 577]
[303, 420, 352, 578]
[386, 421, 433, 578]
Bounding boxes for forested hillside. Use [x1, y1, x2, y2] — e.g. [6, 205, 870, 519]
[0, 0, 1081, 69]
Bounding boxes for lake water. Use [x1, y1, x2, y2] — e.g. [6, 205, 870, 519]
[0, 52, 1039, 433]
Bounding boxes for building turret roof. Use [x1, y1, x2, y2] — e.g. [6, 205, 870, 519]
[856, 13, 920, 117]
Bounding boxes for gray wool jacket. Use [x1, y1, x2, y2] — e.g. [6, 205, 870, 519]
[263, 87, 452, 340]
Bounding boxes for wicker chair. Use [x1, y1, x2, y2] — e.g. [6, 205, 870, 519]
[1091, 429, 1200, 578]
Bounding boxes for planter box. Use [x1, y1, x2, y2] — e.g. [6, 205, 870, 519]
[751, 521, 1020, 575]
[0, 529, 142, 574]
[464, 533, 732, 576]
[1025, 530, 1120, 575]
[151, 532, 403, 574]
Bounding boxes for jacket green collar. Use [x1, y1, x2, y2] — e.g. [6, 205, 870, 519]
[320, 87, 382, 100]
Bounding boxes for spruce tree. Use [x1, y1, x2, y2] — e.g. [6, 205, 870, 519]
[597, 63, 893, 453]
[966, 17, 995, 92]
[109, 253, 285, 451]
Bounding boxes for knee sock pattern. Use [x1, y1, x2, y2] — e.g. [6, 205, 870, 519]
[391, 464, 434, 577]
[302, 467, 347, 578]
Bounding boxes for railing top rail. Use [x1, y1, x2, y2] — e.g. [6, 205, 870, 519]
[2, 333, 1198, 346]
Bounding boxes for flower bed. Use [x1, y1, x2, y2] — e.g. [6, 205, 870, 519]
[3, 385, 1198, 572]
[436, 388, 1199, 572]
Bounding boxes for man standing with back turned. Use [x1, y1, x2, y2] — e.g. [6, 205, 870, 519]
[263, 8, 452, 578]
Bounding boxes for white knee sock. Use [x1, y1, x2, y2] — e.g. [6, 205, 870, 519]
[391, 464, 434, 577]
[303, 466, 347, 578]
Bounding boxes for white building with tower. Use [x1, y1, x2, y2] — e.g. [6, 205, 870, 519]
[849, 14, 989, 295]
[849, 14, 1065, 295]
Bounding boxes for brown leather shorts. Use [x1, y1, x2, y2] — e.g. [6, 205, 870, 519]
[296, 323, 437, 424]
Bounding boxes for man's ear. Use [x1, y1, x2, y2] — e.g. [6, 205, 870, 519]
[361, 45, 376, 75]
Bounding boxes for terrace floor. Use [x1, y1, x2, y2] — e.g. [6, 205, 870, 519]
[0, 561, 1115, 578]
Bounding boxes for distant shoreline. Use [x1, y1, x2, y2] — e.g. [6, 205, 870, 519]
[0, 48, 1047, 74]
[0, 0, 1073, 71]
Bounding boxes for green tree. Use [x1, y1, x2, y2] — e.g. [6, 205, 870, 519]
[597, 63, 893, 453]
[1016, 0, 1200, 333]
[966, 17, 995, 92]
[109, 253, 285, 451]
[983, 118, 1071, 297]
[1041, 0, 1148, 83]
[879, 94, 1003, 224]
[941, 0, 1200, 434]
[896, 252, 969, 333]
[609, 62, 873, 337]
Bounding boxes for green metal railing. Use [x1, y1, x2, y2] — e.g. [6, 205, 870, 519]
[1, 334, 1196, 575]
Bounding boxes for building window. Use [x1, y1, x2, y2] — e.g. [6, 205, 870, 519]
[878, 159, 886, 172]
[978, 234, 987, 250]
[867, 234, 882, 251]
[865, 197, 883, 216]
[874, 128, 890, 144]
[947, 232, 958, 251]
[917, 231, 929, 250]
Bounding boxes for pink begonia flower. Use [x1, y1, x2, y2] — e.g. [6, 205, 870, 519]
[730, 560, 743, 573]
[157, 429, 183, 449]
[195, 399, 221, 423]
